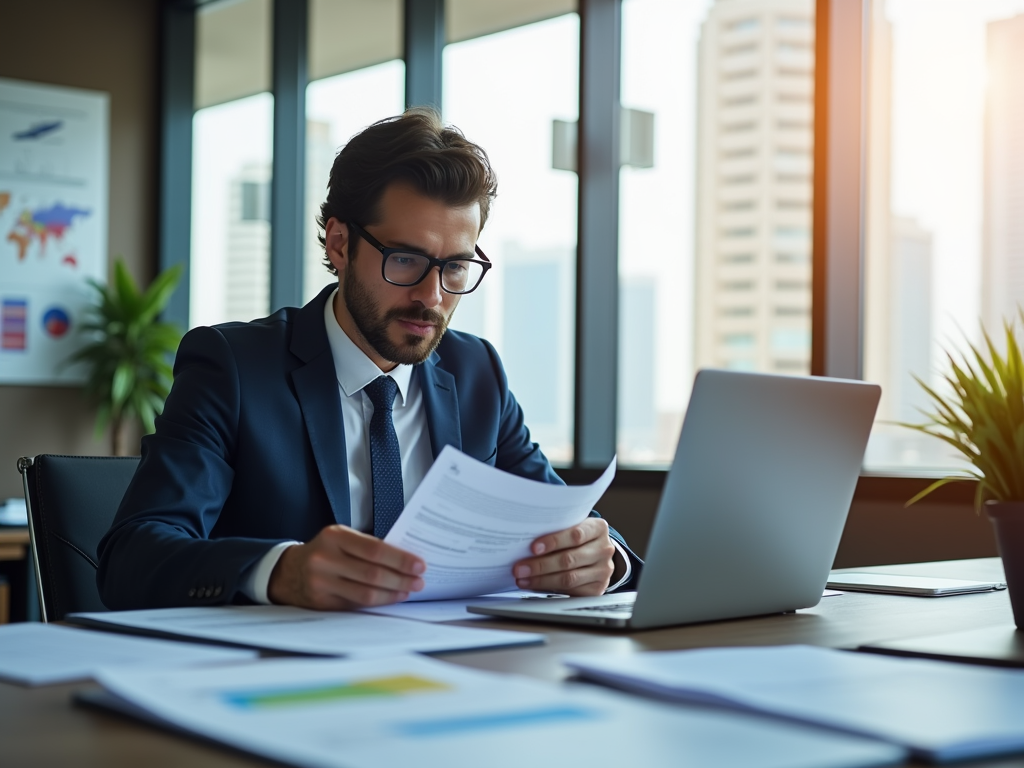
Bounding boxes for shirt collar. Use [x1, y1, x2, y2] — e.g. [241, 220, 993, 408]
[323, 288, 413, 405]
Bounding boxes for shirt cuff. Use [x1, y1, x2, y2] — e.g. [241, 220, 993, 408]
[239, 541, 301, 604]
[605, 539, 633, 593]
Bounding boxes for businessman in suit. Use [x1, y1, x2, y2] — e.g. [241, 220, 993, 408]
[97, 109, 640, 611]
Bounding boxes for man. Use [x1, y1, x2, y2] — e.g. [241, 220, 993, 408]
[97, 109, 640, 610]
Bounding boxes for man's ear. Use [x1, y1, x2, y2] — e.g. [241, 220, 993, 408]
[324, 218, 351, 275]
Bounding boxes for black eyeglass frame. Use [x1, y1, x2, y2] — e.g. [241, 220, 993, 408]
[348, 222, 492, 295]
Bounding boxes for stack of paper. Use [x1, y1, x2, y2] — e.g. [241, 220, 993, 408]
[0, 623, 255, 685]
[92, 654, 906, 768]
[69, 605, 544, 656]
[384, 445, 616, 600]
[564, 645, 1024, 762]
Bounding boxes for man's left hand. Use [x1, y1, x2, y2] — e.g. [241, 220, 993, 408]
[512, 518, 617, 596]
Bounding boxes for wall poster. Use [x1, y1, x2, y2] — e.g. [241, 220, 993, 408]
[0, 76, 109, 385]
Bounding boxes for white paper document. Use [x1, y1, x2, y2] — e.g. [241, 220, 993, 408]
[68, 606, 543, 657]
[0, 623, 256, 686]
[361, 591, 564, 623]
[384, 445, 616, 601]
[565, 645, 1024, 762]
[92, 655, 905, 768]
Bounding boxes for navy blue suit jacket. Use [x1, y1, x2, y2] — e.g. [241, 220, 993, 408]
[97, 285, 640, 609]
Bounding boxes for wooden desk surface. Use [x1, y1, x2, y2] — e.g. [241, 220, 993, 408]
[1, 558, 1019, 768]
[0, 528, 30, 545]
[0, 527, 29, 561]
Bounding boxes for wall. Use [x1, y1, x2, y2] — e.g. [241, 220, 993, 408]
[0, 0, 161, 499]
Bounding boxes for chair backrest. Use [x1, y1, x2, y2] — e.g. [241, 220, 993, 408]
[18, 454, 139, 622]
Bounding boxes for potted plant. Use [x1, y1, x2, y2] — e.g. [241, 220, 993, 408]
[69, 259, 183, 456]
[903, 316, 1024, 628]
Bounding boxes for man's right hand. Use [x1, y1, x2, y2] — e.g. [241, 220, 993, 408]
[267, 525, 425, 610]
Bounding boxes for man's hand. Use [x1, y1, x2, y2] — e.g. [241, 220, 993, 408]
[267, 525, 425, 610]
[512, 518, 617, 596]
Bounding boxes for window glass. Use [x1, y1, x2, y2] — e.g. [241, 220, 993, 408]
[304, 61, 405, 302]
[443, 13, 580, 464]
[190, 0, 273, 328]
[305, 1, 404, 301]
[862, 0, 1024, 471]
[618, 0, 815, 465]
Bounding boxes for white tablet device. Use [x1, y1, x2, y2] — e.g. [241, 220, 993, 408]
[826, 572, 1007, 597]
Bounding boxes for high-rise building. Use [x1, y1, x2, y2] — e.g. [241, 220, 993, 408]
[618, 276, 657, 458]
[694, 0, 814, 374]
[982, 13, 1024, 336]
[225, 162, 271, 322]
[501, 243, 574, 463]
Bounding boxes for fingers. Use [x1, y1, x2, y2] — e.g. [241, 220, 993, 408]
[324, 526, 425, 577]
[529, 517, 609, 557]
[517, 562, 613, 596]
[513, 528, 617, 596]
[268, 525, 426, 610]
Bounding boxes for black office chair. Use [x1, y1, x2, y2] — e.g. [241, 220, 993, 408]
[17, 454, 139, 622]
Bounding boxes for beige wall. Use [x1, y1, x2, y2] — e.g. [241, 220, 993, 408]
[0, 0, 160, 498]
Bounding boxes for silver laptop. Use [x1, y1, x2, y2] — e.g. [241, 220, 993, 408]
[468, 369, 881, 629]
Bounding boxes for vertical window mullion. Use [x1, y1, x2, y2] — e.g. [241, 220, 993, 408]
[576, 0, 621, 468]
[270, 0, 308, 312]
[404, 0, 444, 109]
[159, 2, 195, 330]
[812, 0, 868, 379]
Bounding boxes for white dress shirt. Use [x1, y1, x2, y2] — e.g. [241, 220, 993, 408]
[240, 288, 629, 602]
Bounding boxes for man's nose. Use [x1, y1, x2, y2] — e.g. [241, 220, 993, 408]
[409, 265, 444, 308]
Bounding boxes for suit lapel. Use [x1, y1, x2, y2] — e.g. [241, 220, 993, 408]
[290, 286, 351, 526]
[418, 352, 462, 458]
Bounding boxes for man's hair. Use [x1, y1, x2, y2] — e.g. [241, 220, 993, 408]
[317, 107, 498, 275]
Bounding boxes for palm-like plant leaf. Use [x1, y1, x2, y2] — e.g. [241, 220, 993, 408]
[905, 311, 1024, 511]
[69, 259, 184, 451]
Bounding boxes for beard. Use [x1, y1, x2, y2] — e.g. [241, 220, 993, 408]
[342, 267, 452, 365]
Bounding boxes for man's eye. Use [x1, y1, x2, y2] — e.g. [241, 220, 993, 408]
[445, 261, 468, 274]
[392, 255, 418, 267]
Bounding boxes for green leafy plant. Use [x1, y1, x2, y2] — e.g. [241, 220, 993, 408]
[69, 259, 183, 455]
[904, 312, 1024, 511]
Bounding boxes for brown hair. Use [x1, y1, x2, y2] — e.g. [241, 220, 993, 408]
[317, 107, 498, 275]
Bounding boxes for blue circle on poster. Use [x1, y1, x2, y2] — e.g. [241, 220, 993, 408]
[42, 307, 71, 338]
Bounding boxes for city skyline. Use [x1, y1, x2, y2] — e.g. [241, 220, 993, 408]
[187, 1, 1024, 470]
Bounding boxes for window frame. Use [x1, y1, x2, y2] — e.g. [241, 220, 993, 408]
[160, 0, 948, 494]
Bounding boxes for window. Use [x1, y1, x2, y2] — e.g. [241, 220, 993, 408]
[617, 0, 814, 466]
[190, 0, 273, 328]
[303, 0, 404, 304]
[443, 12, 580, 464]
[862, 0, 1024, 471]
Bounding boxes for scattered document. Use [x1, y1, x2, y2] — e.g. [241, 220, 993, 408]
[362, 591, 565, 623]
[0, 623, 256, 686]
[92, 654, 905, 768]
[564, 645, 1024, 762]
[69, 606, 544, 657]
[384, 445, 616, 601]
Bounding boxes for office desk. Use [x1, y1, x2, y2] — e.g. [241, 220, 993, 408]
[0, 558, 1017, 768]
[0, 527, 30, 623]
[0, 527, 29, 561]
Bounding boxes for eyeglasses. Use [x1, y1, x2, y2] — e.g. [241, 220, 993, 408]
[348, 222, 492, 295]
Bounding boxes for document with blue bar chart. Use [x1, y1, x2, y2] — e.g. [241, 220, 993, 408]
[92, 655, 905, 768]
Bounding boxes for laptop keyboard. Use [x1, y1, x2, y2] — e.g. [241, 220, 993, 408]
[566, 602, 634, 614]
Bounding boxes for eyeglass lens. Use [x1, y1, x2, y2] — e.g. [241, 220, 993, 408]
[384, 252, 484, 293]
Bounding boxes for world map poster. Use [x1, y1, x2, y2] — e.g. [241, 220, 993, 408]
[0, 77, 108, 384]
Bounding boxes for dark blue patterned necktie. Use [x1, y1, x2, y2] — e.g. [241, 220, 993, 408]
[364, 375, 404, 539]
